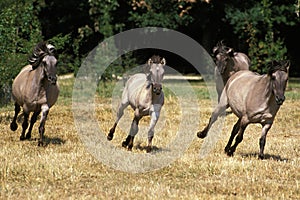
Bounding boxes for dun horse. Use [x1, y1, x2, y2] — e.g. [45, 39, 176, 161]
[10, 42, 59, 146]
[213, 42, 250, 101]
[197, 60, 289, 159]
[107, 55, 166, 152]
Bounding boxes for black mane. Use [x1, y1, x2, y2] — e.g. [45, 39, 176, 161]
[267, 60, 289, 75]
[149, 55, 163, 64]
[28, 42, 56, 69]
[213, 41, 232, 56]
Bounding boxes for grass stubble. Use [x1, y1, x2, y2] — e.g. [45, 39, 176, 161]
[0, 77, 299, 199]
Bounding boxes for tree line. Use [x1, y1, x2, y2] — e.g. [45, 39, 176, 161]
[0, 0, 299, 104]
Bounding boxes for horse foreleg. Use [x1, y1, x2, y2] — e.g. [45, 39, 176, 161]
[122, 113, 141, 151]
[38, 105, 49, 146]
[108, 101, 128, 140]
[20, 113, 29, 141]
[10, 102, 21, 131]
[259, 123, 272, 159]
[226, 121, 248, 156]
[25, 111, 40, 140]
[224, 118, 241, 153]
[122, 135, 135, 151]
[146, 105, 161, 153]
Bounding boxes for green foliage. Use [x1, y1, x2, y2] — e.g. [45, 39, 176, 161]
[129, 0, 193, 29]
[0, 0, 42, 105]
[225, 0, 296, 73]
[89, 0, 122, 38]
[48, 33, 81, 75]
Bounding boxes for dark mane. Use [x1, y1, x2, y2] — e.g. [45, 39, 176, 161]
[28, 42, 56, 69]
[267, 60, 289, 75]
[213, 41, 231, 56]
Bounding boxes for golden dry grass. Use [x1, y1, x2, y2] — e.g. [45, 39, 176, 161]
[0, 77, 299, 199]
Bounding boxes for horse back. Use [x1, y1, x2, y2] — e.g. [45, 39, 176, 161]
[233, 52, 250, 71]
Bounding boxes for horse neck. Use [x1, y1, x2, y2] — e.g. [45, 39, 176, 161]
[222, 60, 235, 81]
[31, 65, 49, 97]
[259, 75, 274, 101]
[145, 81, 160, 102]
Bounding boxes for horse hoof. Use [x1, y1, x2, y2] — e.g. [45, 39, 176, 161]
[122, 141, 128, 148]
[38, 141, 44, 147]
[107, 134, 113, 141]
[258, 154, 264, 160]
[224, 147, 230, 154]
[197, 131, 207, 138]
[10, 123, 18, 131]
[226, 150, 234, 157]
[146, 146, 152, 153]
[20, 136, 26, 141]
[25, 134, 31, 140]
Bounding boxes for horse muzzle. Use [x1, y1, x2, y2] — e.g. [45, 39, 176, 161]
[48, 75, 57, 85]
[275, 95, 285, 105]
[152, 83, 162, 95]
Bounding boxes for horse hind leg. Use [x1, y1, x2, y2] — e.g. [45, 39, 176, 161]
[25, 111, 40, 140]
[197, 91, 228, 138]
[258, 123, 272, 159]
[20, 113, 29, 141]
[224, 118, 241, 154]
[226, 120, 248, 157]
[10, 102, 21, 131]
[197, 103, 227, 138]
[107, 101, 129, 141]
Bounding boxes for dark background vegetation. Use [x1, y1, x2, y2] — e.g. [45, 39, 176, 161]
[1, 0, 299, 104]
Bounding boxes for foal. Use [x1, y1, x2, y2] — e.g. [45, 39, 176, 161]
[107, 55, 166, 152]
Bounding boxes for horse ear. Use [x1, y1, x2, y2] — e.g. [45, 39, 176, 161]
[47, 44, 56, 54]
[147, 58, 153, 66]
[160, 58, 166, 66]
[227, 48, 234, 57]
[212, 46, 218, 55]
[144, 58, 151, 74]
[284, 60, 290, 72]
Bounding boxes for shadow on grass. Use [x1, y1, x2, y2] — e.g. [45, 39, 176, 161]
[30, 136, 66, 146]
[135, 142, 171, 154]
[240, 152, 288, 162]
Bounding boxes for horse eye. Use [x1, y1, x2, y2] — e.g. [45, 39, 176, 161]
[271, 75, 276, 80]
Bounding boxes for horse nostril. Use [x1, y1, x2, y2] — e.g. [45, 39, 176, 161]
[48, 76, 57, 84]
[275, 95, 285, 105]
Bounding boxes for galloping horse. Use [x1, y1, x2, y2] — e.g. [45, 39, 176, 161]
[213, 42, 250, 101]
[107, 55, 165, 152]
[10, 42, 59, 146]
[197, 60, 289, 159]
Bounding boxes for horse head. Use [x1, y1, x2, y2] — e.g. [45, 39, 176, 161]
[268, 60, 290, 105]
[145, 55, 166, 95]
[213, 42, 235, 74]
[28, 42, 58, 85]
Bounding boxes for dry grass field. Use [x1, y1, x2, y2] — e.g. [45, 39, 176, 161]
[0, 76, 299, 199]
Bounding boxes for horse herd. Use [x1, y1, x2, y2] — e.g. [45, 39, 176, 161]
[9, 41, 290, 159]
